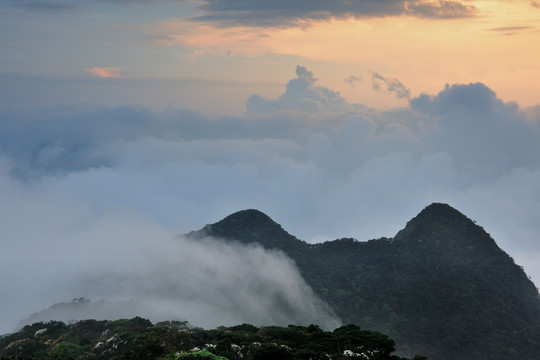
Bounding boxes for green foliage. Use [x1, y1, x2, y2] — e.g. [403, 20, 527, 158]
[0, 320, 419, 360]
[156, 321, 192, 331]
[225, 324, 259, 334]
[251, 343, 292, 360]
[47, 342, 86, 360]
[178, 349, 228, 360]
[333, 324, 396, 357]
[258, 326, 307, 345]
[106, 317, 152, 331]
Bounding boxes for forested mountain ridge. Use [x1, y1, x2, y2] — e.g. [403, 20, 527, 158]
[189, 203, 540, 360]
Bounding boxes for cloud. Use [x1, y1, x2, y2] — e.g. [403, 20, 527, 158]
[17, 0, 474, 21]
[0, 172, 340, 332]
[489, 26, 534, 32]
[137, 19, 273, 58]
[371, 72, 411, 99]
[16, 299, 183, 330]
[247, 65, 349, 113]
[488, 25, 536, 36]
[404, 0, 475, 19]
[9, 0, 77, 12]
[1, 66, 540, 334]
[0, 73, 274, 115]
[345, 75, 363, 88]
[190, 0, 476, 26]
[6, 0, 172, 11]
[410, 82, 539, 180]
[85, 67, 122, 78]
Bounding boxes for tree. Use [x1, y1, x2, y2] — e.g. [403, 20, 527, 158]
[251, 343, 292, 360]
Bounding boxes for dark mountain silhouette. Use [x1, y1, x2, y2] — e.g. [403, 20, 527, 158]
[189, 203, 540, 360]
[192, 209, 308, 253]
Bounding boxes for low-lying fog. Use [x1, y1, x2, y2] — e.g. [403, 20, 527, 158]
[0, 203, 340, 334]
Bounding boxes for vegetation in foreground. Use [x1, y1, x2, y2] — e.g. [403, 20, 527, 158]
[0, 317, 427, 360]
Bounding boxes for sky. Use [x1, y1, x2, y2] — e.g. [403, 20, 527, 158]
[1, 0, 540, 334]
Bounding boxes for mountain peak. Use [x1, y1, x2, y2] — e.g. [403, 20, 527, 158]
[404, 202, 473, 226]
[417, 202, 466, 219]
[217, 209, 278, 228]
[190, 209, 307, 251]
[394, 202, 495, 248]
[408, 202, 473, 228]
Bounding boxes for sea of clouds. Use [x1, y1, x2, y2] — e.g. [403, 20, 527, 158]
[1, 66, 539, 334]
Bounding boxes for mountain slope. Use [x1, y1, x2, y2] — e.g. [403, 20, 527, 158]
[191, 203, 540, 360]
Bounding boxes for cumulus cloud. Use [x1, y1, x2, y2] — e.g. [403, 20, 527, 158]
[372, 72, 411, 99]
[247, 65, 349, 113]
[410, 82, 538, 180]
[1, 66, 540, 334]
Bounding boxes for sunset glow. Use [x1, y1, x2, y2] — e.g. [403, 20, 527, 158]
[85, 67, 122, 78]
[134, 0, 540, 106]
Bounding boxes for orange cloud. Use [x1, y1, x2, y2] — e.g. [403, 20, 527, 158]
[141, 21, 269, 57]
[135, 0, 540, 107]
[85, 67, 121, 78]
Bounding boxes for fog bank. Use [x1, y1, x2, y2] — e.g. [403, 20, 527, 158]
[0, 182, 340, 333]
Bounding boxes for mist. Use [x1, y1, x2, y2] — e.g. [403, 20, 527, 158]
[0, 180, 341, 333]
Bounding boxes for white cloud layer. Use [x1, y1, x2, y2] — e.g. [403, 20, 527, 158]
[0, 171, 340, 333]
[1, 66, 540, 333]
